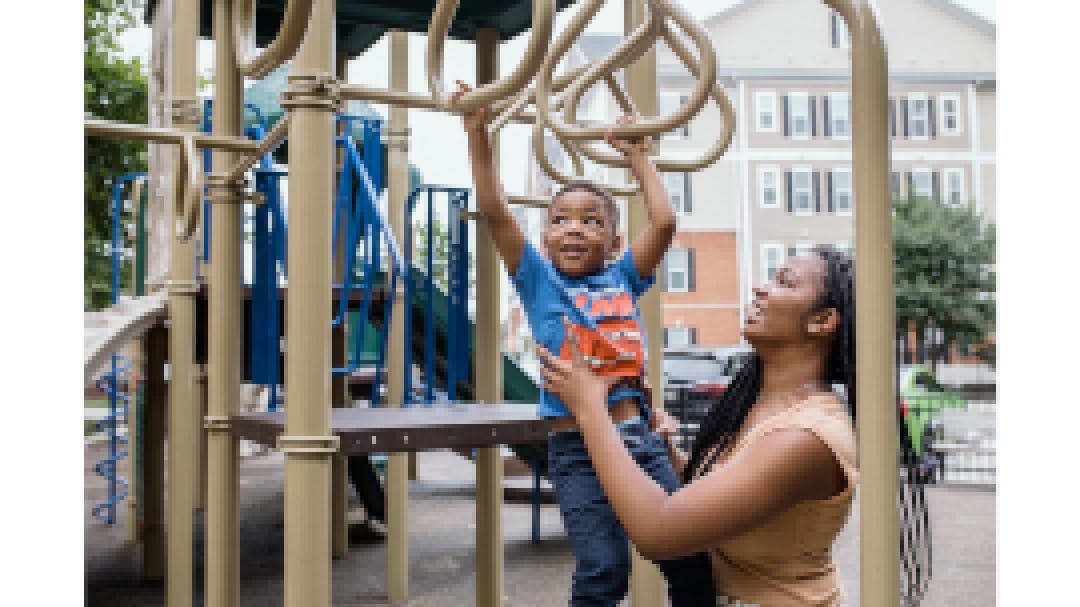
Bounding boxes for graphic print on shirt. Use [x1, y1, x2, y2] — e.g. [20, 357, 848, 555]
[560, 286, 645, 378]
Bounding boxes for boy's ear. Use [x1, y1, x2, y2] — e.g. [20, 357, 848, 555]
[609, 232, 623, 259]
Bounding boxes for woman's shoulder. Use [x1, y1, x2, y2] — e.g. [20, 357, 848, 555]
[759, 391, 857, 468]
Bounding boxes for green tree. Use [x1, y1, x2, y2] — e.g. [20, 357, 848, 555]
[85, 0, 148, 309]
[893, 195, 996, 369]
[412, 216, 475, 293]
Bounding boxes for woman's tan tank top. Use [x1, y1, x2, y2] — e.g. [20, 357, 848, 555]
[697, 393, 858, 607]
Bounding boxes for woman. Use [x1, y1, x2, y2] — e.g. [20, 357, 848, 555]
[538, 247, 858, 606]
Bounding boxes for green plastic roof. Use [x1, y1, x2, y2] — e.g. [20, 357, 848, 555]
[147, 1, 577, 56]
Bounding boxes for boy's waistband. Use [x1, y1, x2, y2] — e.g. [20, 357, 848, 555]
[549, 398, 642, 434]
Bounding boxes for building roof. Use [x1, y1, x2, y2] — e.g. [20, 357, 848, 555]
[703, 0, 995, 36]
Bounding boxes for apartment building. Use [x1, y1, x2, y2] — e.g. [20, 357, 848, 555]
[657, 0, 996, 349]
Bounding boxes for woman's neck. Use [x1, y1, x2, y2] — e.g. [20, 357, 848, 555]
[756, 343, 828, 399]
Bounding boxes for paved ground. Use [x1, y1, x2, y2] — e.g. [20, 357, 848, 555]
[85, 444, 994, 606]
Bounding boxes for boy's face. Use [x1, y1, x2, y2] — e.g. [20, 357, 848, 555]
[542, 190, 621, 277]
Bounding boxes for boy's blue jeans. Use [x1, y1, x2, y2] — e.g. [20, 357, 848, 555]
[548, 417, 716, 607]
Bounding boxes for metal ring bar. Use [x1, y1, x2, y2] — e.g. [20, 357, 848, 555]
[536, 0, 716, 140]
[426, 0, 556, 112]
[562, 21, 735, 172]
[233, 0, 315, 80]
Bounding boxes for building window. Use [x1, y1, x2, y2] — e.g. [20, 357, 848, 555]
[943, 168, 966, 207]
[786, 92, 812, 139]
[826, 92, 850, 139]
[759, 166, 781, 208]
[664, 326, 697, 348]
[906, 94, 930, 140]
[909, 168, 934, 200]
[830, 168, 853, 215]
[835, 240, 852, 256]
[790, 241, 815, 258]
[761, 243, 785, 283]
[665, 248, 691, 293]
[789, 168, 815, 215]
[830, 11, 850, 49]
[662, 172, 692, 214]
[756, 91, 777, 133]
[891, 171, 902, 200]
[659, 92, 690, 139]
[940, 94, 962, 135]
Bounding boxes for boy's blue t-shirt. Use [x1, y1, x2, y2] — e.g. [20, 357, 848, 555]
[511, 240, 656, 418]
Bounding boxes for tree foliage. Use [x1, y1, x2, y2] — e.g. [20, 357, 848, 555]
[85, 0, 148, 309]
[893, 195, 996, 367]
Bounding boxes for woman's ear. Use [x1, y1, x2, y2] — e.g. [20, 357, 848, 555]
[807, 307, 840, 338]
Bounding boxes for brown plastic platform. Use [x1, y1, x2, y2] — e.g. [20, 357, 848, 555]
[231, 403, 551, 456]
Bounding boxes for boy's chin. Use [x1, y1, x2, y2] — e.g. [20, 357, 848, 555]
[554, 259, 603, 276]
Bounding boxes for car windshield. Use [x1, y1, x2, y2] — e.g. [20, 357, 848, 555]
[664, 356, 727, 383]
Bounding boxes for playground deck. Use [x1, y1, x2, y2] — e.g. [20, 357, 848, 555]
[231, 404, 553, 454]
[84, 446, 995, 606]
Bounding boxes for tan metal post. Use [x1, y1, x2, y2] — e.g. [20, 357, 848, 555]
[838, 1, 900, 605]
[281, 0, 338, 604]
[166, 0, 200, 604]
[206, 1, 244, 605]
[331, 50, 350, 560]
[143, 323, 167, 580]
[385, 28, 411, 604]
[624, 1, 665, 605]
[474, 27, 505, 607]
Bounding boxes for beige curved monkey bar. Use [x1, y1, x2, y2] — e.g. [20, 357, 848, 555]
[535, 0, 716, 141]
[233, 0, 315, 80]
[176, 136, 201, 241]
[561, 21, 734, 173]
[427, 0, 556, 112]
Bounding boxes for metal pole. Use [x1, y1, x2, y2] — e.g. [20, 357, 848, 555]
[164, 0, 200, 603]
[282, 0, 337, 604]
[474, 27, 505, 607]
[833, 0, 901, 604]
[206, 1, 244, 605]
[331, 50, 350, 561]
[385, 28, 411, 603]
[624, 1, 665, 605]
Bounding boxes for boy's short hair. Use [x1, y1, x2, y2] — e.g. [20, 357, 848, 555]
[551, 180, 619, 233]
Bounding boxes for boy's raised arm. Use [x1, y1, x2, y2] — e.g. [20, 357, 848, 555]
[608, 116, 678, 281]
[455, 82, 527, 275]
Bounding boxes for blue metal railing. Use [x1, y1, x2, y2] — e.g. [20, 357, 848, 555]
[403, 185, 471, 406]
[92, 172, 145, 525]
[331, 124, 408, 407]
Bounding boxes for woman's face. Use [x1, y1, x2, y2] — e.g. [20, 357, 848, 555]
[743, 254, 831, 345]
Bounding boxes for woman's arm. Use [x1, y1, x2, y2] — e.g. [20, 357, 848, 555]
[538, 331, 846, 561]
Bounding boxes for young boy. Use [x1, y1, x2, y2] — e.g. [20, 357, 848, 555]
[454, 82, 714, 607]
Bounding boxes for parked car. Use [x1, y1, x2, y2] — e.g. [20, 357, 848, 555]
[662, 347, 752, 448]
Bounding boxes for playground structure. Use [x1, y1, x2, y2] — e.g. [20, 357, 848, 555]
[83, 1, 901, 606]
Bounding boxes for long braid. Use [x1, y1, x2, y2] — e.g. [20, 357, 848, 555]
[681, 354, 762, 484]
